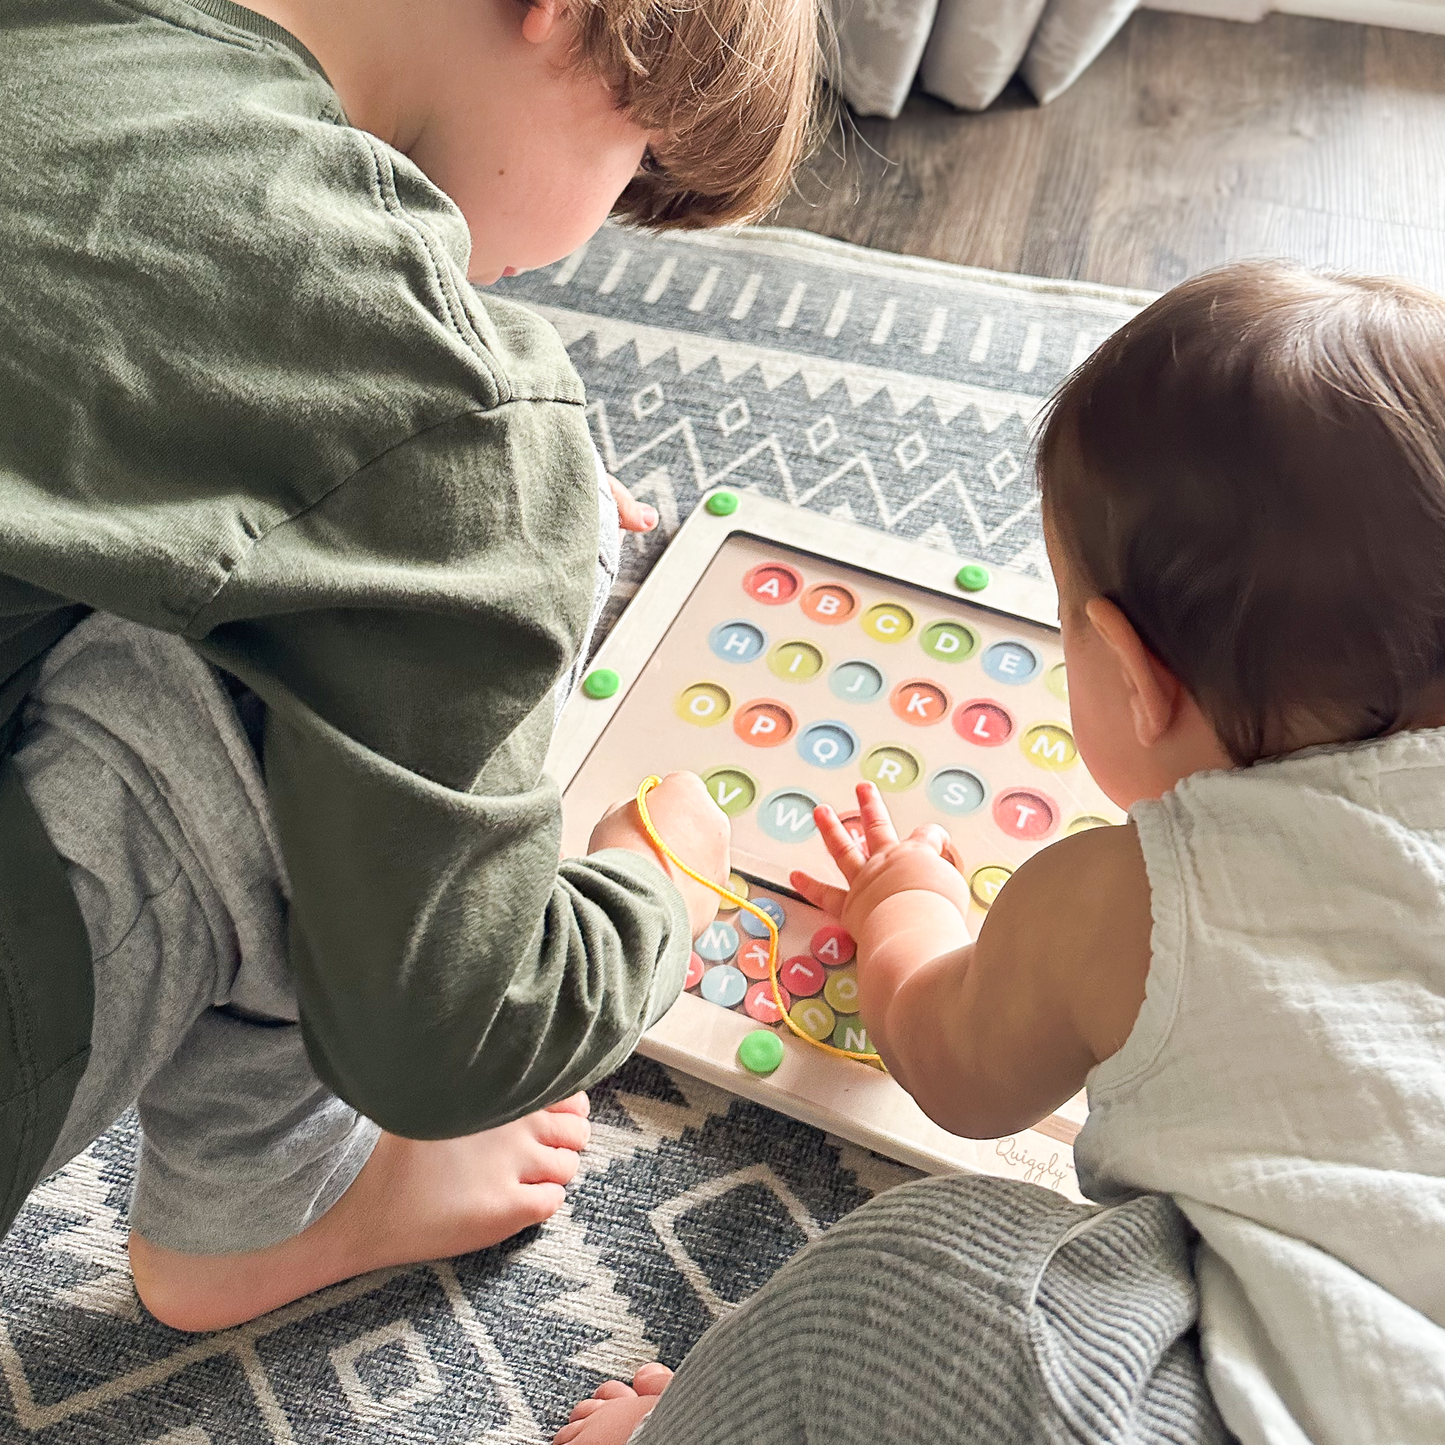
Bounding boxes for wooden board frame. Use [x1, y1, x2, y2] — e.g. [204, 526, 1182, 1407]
[547, 491, 1088, 1197]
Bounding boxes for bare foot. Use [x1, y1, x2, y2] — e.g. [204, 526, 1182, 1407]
[554, 1364, 674, 1445]
[130, 1094, 590, 1332]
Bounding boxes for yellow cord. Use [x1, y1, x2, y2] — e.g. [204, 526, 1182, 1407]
[635, 776, 886, 1068]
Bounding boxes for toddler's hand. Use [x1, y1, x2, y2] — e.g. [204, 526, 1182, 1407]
[791, 783, 972, 938]
[589, 771, 728, 937]
[607, 474, 658, 533]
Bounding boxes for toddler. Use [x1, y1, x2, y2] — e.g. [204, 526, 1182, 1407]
[0, 0, 825, 1330]
[556, 261, 1445, 1445]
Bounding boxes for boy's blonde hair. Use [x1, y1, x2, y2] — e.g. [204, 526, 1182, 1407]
[569, 0, 830, 228]
[1038, 261, 1445, 766]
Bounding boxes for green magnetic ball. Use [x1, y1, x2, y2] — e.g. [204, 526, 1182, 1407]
[582, 668, 620, 700]
[738, 1028, 785, 1075]
[955, 563, 991, 593]
[705, 490, 740, 516]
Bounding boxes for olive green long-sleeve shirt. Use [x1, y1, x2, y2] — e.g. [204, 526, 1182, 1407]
[0, 0, 690, 1231]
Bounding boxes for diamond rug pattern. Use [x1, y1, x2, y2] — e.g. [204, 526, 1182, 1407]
[0, 227, 1150, 1443]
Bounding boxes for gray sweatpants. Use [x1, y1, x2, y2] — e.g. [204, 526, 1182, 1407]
[633, 1174, 1229, 1445]
[14, 465, 620, 1257]
[13, 613, 380, 1255]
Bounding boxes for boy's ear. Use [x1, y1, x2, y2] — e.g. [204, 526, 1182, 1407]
[521, 0, 564, 44]
[1084, 598, 1184, 750]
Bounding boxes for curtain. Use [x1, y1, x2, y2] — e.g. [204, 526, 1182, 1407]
[833, 0, 1138, 119]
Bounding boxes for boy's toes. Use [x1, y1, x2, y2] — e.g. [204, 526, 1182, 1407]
[520, 1139, 582, 1191]
[530, 1107, 591, 1155]
[568, 1397, 608, 1421]
[546, 1091, 591, 1119]
[514, 1180, 567, 1229]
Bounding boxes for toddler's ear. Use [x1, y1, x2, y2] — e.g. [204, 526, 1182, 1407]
[1085, 598, 1183, 750]
[520, 0, 564, 44]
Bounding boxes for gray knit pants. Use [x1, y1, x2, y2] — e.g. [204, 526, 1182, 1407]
[634, 1174, 1229, 1445]
[13, 613, 381, 1255]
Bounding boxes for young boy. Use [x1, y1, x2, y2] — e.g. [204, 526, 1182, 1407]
[0, 0, 821, 1330]
[556, 262, 1445, 1445]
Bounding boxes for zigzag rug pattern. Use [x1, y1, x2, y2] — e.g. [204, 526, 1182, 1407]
[496, 228, 1148, 621]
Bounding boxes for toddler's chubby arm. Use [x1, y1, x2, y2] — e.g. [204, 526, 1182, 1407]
[793, 784, 1152, 1140]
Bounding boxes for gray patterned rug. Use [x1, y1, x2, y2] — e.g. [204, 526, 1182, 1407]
[0, 227, 1149, 1444]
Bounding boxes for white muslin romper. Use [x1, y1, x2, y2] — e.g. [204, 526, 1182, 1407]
[1077, 730, 1445, 1444]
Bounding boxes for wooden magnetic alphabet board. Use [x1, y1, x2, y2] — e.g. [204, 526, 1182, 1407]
[548, 492, 1122, 1198]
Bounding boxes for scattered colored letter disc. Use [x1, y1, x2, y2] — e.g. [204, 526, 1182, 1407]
[780, 954, 826, 997]
[833, 1017, 877, 1055]
[810, 924, 855, 966]
[706, 490, 740, 516]
[740, 896, 787, 938]
[824, 964, 860, 1014]
[700, 963, 747, 1008]
[789, 997, 836, 1041]
[744, 979, 791, 1024]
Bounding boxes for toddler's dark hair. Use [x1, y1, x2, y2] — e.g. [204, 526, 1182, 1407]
[1037, 260, 1445, 765]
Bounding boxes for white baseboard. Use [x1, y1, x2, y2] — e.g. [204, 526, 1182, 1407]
[1145, 0, 1445, 31]
[1144, 0, 1268, 17]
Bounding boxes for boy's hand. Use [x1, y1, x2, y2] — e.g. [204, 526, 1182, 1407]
[589, 771, 728, 937]
[790, 783, 972, 936]
[606, 474, 658, 533]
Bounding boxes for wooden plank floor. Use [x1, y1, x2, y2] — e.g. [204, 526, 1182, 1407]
[769, 10, 1445, 294]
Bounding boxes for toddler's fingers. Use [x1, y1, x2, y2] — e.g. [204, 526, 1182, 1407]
[857, 782, 899, 853]
[607, 475, 658, 533]
[790, 869, 848, 917]
[910, 823, 954, 859]
[814, 804, 865, 880]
